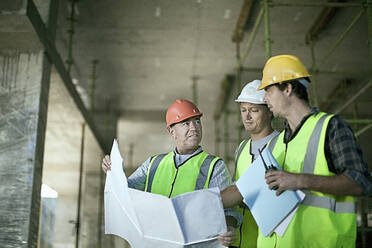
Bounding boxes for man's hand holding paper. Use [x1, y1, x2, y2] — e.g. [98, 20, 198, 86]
[104, 139, 228, 248]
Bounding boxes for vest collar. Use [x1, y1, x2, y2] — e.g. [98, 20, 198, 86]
[173, 146, 203, 168]
[284, 107, 319, 143]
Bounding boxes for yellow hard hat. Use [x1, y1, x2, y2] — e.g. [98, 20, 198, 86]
[258, 55, 311, 90]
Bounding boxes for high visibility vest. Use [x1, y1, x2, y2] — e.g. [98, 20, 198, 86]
[232, 139, 258, 248]
[144, 151, 220, 198]
[258, 112, 356, 248]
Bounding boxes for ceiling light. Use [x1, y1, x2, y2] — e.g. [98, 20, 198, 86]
[224, 9, 231, 19]
[154, 57, 160, 67]
[155, 7, 161, 17]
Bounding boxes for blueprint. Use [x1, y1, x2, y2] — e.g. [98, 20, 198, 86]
[235, 147, 305, 237]
[104, 140, 227, 248]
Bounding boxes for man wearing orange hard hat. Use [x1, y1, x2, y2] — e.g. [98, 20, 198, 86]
[102, 99, 241, 247]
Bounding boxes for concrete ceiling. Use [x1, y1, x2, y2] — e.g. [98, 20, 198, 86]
[59, 0, 372, 171]
[68, 0, 246, 171]
[73, 0, 241, 110]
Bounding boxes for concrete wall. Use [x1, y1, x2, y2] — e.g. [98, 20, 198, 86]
[0, 50, 51, 248]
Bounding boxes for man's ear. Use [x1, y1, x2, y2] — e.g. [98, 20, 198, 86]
[285, 83, 293, 96]
[167, 126, 173, 136]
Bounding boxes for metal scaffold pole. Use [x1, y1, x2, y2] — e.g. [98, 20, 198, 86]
[191, 76, 199, 105]
[310, 43, 319, 107]
[223, 110, 229, 162]
[241, 7, 264, 64]
[317, 9, 365, 69]
[215, 119, 220, 156]
[91, 60, 98, 118]
[98, 99, 111, 248]
[75, 123, 86, 248]
[334, 81, 372, 115]
[236, 43, 243, 142]
[67, 0, 77, 74]
[263, 0, 272, 59]
[268, 2, 363, 7]
[367, 0, 372, 71]
[355, 123, 372, 137]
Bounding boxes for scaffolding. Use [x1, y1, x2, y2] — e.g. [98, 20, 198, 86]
[216, 0, 372, 156]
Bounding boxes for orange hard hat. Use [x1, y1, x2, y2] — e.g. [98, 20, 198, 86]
[166, 99, 203, 127]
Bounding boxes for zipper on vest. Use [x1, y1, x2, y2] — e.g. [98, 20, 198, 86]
[168, 168, 179, 198]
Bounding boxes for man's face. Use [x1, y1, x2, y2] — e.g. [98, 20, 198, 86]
[169, 116, 202, 153]
[264, 85, 287, 118]
[240, 102, 272, 134]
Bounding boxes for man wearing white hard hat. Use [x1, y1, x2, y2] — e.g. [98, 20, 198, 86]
[230, 80, 279, 248]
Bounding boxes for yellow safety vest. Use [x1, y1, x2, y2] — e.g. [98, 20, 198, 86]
[258, 112, 356, 248]
[232, 139, 258, 248]
[144, 151, 220, 197]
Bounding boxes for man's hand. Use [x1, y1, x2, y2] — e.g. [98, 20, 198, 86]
[265, 170, 302, 196]
[221, 184, 243, 209]
[101, 155, 111, 173]
[217, 226, 236, 247]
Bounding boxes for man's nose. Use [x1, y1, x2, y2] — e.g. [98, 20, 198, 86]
[189, 120, 198, 130]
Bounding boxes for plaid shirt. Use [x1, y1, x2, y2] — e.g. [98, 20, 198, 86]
[283, 108, 372, 195]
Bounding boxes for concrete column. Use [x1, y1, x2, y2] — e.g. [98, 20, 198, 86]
[0, 1, 56, 247]
[95, 114, 120, 248]
[79, 128, 102, 248]
[78, 115, 118, 247]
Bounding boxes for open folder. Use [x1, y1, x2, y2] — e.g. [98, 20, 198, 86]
[104, 139, 226, 248]
[235, 147, 305, 237]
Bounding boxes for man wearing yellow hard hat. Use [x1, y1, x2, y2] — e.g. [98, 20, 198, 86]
[102, 99, 241, 247]
[258, 54, 372, 247]
[231, 80, 279, 248]
[221, 55, 372, 248]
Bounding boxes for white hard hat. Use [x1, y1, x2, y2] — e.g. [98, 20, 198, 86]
[235, 80, 266, 104]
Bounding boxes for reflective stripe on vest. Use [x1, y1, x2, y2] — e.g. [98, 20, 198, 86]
[232, 139, 250, 181]
[195, 154, 218, 190]
[145, 154, 166, 193]
[267, 134, 278, 152]
[146, 152, 218, 193]
[302, 193, 356, 213]
[270, 114, 355, 214]
[302, 114, 328, 174]
[232, 139, 258, 248]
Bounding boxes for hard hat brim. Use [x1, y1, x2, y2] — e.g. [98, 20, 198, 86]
[235, 98, 265, 104]
[167, 112, 203, 127]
